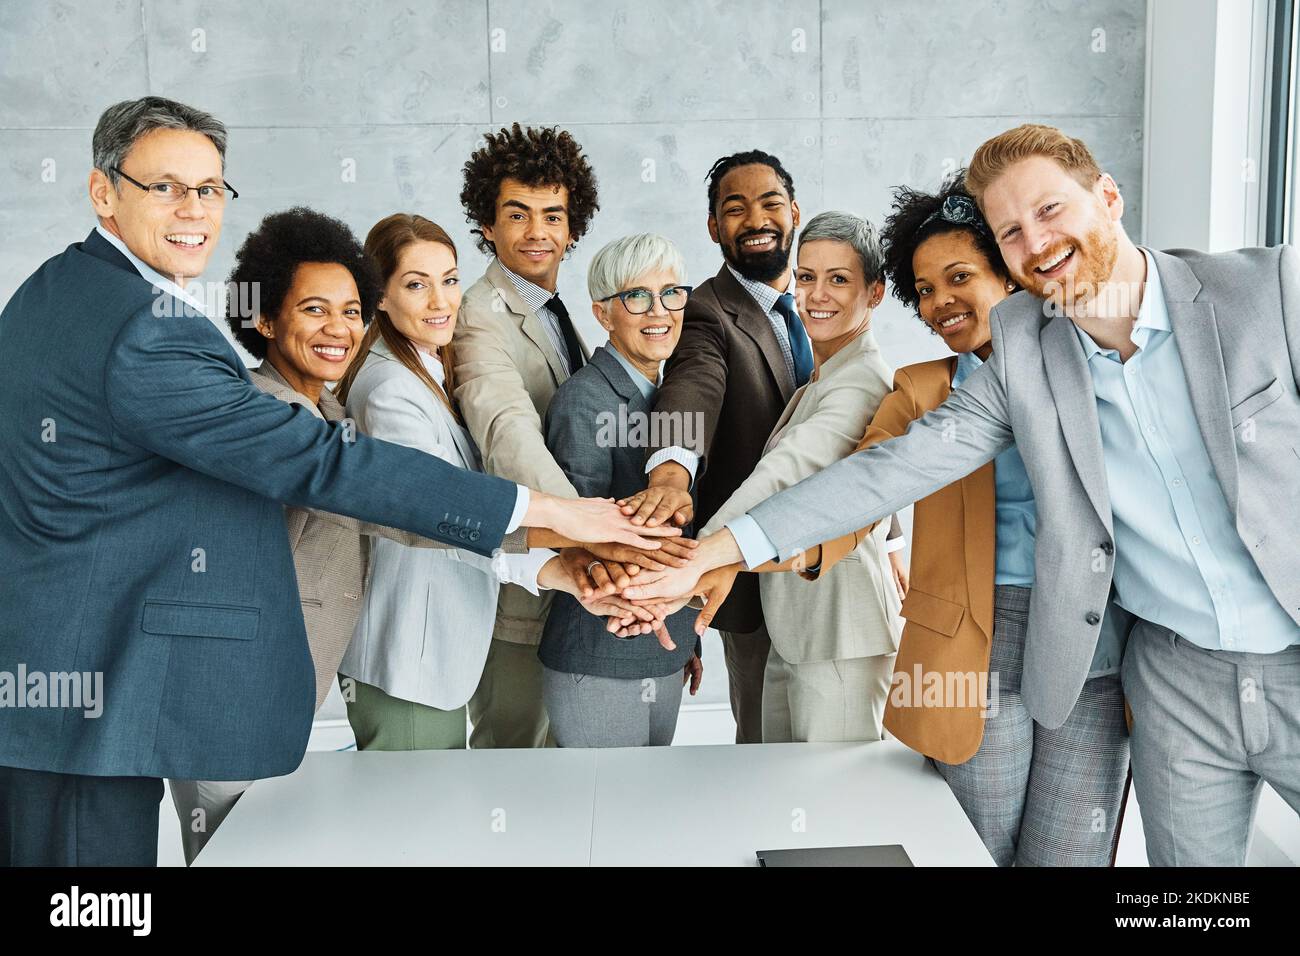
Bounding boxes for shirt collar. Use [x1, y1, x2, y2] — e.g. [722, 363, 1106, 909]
[94, 223, 209, 316]
[495, 258, 558, 312]
[605, 341, 660, 400]
[726, 262, 792, 315]
[1073, 247, 1170, 360]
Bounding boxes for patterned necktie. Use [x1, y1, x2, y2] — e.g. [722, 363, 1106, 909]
[546, 294, 586, 374]
[775, 292, 814, 388]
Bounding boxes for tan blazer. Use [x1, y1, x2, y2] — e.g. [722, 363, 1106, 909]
[811, 357, 996, 764]
[452, 259, 590, 644]
[248, 362, 527, 709]
[701, 328, 901, 663]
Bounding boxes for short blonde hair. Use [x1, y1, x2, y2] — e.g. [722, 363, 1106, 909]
[966, 124, 1103, 208]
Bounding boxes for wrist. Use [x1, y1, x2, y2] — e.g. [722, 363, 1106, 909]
[699, 529, 742, 573]
[648, 461, 690, 491]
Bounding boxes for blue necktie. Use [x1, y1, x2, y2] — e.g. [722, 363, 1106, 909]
[775, 292, 814, 388]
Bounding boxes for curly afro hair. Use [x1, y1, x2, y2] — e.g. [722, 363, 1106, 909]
[226, 206, 380, 360]
[880, 170, 1011, 319]
[459, 123, 600, 256]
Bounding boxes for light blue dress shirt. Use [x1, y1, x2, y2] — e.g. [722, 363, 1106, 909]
[1076, 249, 1300, 653]
[497, 258, 573, 376]
[952, 351, 1037, 587]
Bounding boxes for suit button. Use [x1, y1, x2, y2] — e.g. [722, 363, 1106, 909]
[458, 528, 471, 540]
[1086, 611, 1101, 626]
[437, 522, 449, 535]
[1101, 541, 1114, 555]
[469, 530, 481, 542]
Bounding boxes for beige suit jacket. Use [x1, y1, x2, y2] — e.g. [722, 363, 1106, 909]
[452, 258, 590, 644]
[702, 328, 901, 662]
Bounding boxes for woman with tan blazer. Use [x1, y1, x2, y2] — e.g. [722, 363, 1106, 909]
[700, 212, 903, 742]
[807, 175, 1130, 867]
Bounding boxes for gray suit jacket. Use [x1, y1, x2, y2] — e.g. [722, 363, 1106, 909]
[539, 345, 698, 679]
[747, 246, 1300, 728]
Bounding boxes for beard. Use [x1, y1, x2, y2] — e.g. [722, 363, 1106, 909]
[1018, 221, 1119, 316]
[722, 227, 792, 283]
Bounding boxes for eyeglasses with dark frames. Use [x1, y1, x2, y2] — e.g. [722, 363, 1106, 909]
[597, 284, 692, 315]
[112, 167, 239, 205]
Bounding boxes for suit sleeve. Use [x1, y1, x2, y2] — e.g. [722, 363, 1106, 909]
[452, 293, 578, 498]
[746, 331, 1014, 563]
[702, 373, 880, 534]
[648, 296, 728, 474]
[545, 385, 615, 500]
[103, 305, 515, 557]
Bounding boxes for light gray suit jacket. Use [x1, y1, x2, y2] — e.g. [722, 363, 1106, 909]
[702, 327, 901, 663]
[747, 246, 1300, 728]
[339, 341, 544, 710]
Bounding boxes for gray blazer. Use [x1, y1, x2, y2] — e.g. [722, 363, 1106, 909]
[539, 345, 698, 679]
[339, 341, 542, 710]
[746, 246, 1300, 729]
[248, 361, 529, 711]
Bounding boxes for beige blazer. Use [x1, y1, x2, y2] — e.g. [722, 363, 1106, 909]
[248, 362, 527, 710]
[452, 258, 590, 645]
[701, 327, 901, 663]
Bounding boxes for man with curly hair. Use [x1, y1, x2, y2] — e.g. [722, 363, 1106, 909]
[452, 123, 601, 749]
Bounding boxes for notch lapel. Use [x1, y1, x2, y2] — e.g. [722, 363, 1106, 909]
[485, 259, 570, 386]
[715, 266, 796, 403]
[1040, 313, 1113, 534]
[1155, 252, 1238, 514]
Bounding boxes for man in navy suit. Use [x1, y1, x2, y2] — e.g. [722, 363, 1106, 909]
[0, 97, 666, 866]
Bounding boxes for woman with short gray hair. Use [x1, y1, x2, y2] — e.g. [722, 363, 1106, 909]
[700, 210, 903, 743]
[539, 233, 703, 747]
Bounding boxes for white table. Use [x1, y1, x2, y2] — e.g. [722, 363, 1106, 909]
[196, 740, 993, 866]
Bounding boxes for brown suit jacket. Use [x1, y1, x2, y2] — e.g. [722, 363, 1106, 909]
[811, 357, 996, 763]
[651, 264, 797, 634]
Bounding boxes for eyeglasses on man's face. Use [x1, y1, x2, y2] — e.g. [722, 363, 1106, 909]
[112, 167, 239, 205]
[598, 285, 692, 315]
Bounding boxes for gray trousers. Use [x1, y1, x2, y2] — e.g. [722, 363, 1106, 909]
[542, 666, 684, 747]
[720, 623, 772, 744]
[934, 586, 1130, 866]
[1123, 620, 1300, 866]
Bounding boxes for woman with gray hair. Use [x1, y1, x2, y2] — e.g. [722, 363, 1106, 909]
[699, 210, 903, 743]
[538, 233, 704, 747]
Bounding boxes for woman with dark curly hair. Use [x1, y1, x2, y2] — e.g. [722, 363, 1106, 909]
[808, 172, 1129, 866]
[168, 208, 592, 863]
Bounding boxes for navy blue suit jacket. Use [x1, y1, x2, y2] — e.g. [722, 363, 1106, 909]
[0, 230, 516, 779]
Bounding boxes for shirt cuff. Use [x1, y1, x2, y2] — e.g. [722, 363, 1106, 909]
[505, 485, 530, 534]
[884, 535, 907, 554]
[493, 547, 555, 596]
[724, 514, 779, 570]
[646, 447, 699, 486]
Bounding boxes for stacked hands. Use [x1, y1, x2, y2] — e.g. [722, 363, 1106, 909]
[533, 486, 739, 652]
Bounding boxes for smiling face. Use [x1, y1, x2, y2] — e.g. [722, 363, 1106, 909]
[378, 240, 461, 352]
[258, 262, 366, 390]
[592, 267, 684, 380]
[982, 155, 1121, 313]
[88, 127, 225, 282]
[481, 178, 572, 291]
[794, 239, 882, 345]
[913, 230, 1013, 355]
[709, 163, 800, 285]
